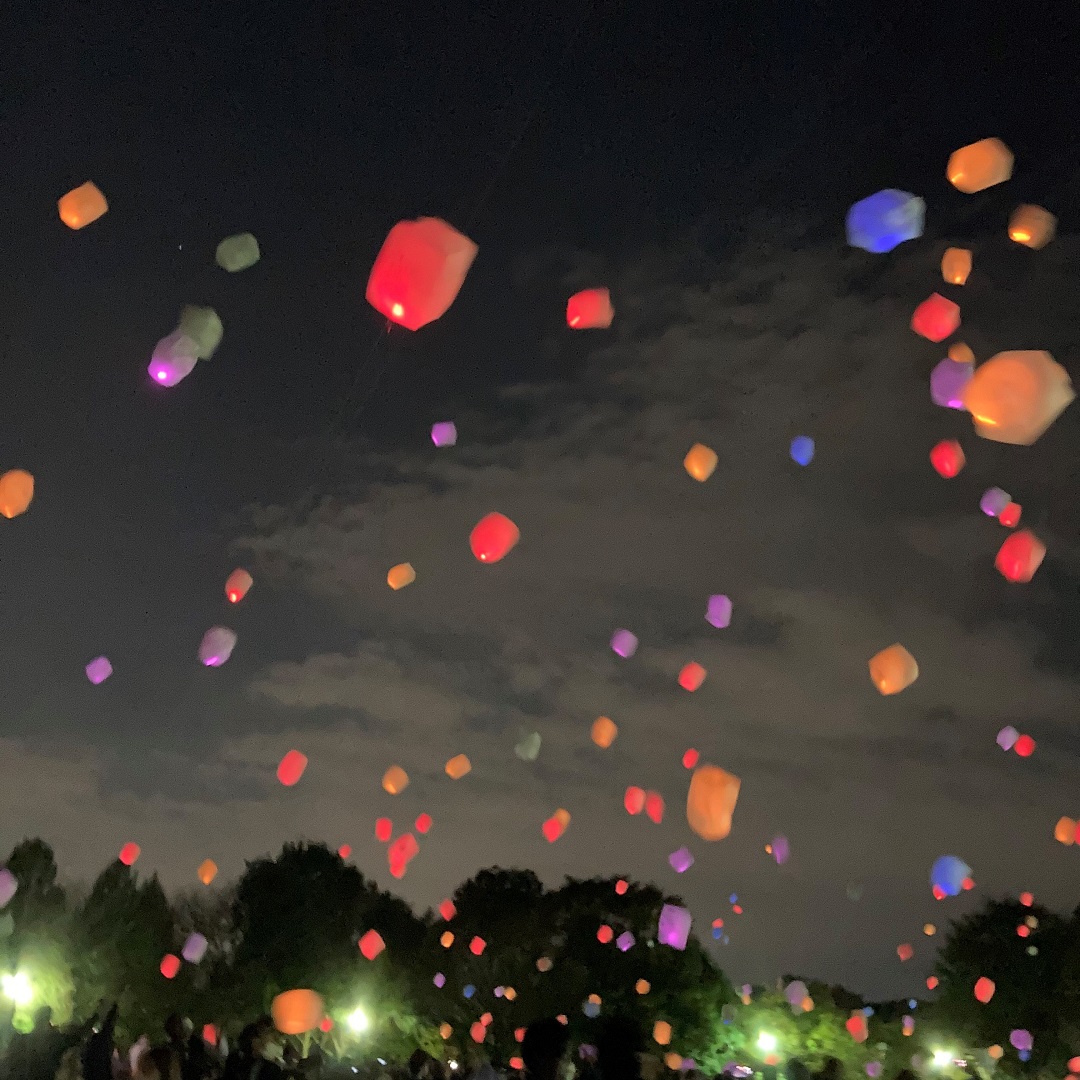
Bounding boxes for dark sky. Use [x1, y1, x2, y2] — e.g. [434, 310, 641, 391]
[2, 0, 1080, 998]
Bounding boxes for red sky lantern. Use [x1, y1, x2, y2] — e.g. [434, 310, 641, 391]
[319, 1018, 334, 1034]
[470, 512, 520, 563]
[160, 954, 181, 979]
[1020, 891, 1034, 906]
[276, 750, 308, 786]
[645, 791, 665, 823]
[415, 813, 433, 834]
[365, 217, 478, 331]
[682, 748, 700, 769]
[897, 943, 913, 961]
[438, 898, 456, 921]
[566, 288, 614, 329]
[929, 439, 965, 478]
[624, 786, 646, 815]
[911, 293, 961, 342]
[615, 879, 629, 895]
[995, 530, 1046, 583]
[225, 568, 253, 603]
[375, 817, 393, 842]
[119, 842, 141, 866]
[470, 936, 487, 956]
[202, 1025, 218, 1046]
[338, 844, 352, 859]
[926, 975, 939, 990]
[1014, 734, 1036, 757]
[973, 977, 995, 1003]
[359, 929, 386, 960]
[998, 502, 1022, 527]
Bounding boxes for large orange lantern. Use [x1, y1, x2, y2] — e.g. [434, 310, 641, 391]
[365, 218, 478, 330]
[271, 989, 323, 1035]
[686, 765, 740, 841]
[0, 470, 35, 519]
[1009, 205, 1056, 249]
[946, 138, 1013, 193]
[683, 444, 718, 481]
[962, 350, 1074, 445]
[868, 644, 919, 695]
[58, 182, 108, 229]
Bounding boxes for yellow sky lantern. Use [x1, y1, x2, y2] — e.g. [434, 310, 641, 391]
[683, 443, 718, 481]
[1055, 817, 1076, 845]
[947, 138, 1013, 193]
[686, 765, 740, 841]
[1009, 205, 1056, 249]
[382, 765, 409, 794]
[58, 182, 108, 229]
[198, 859, 218, 886]
[387, 563, 416, 590]
[653, 1021, 672, 1046]
[445, 754, 472, 779]
[0, 470, 35, 519]
[941, 247, 972, 285]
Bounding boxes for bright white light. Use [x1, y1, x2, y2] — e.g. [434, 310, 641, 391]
[932, 1051, 952, 1068]
[2, 972, 32, 1006]
[347, 1007, 369, 1033]
[449, 1063, 459, 1072]
[757, 1032, 778, 1054]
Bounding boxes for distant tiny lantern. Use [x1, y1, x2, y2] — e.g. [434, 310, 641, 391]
[923, 923, 936, 936]
[617, 930, 635, 952]
[897, 943, 913, 962]
[949, 342, 975, 365]
[415, 813, 432, 834]
[1009, 205, 1056, 249]
[624, 786, 646, 815]
[366, 217, 478, 330]
[388, 833, 419, 878]
[947, 138, 1014, 193]
[929, 439, 965, 478]
[198, 859, 218, 885]
[160, 954, 181, 980]
[1014, 734, 1036, 757]
[438, 898, 456, 920]
[0, 470, 35, 519]
[183, 933, 208, 964]
[597, 924, 614, 944]
[963, 350, 1074, 445]
[149, 330, 199, 387]
[636, 979, 651, 995]
[388, 563, 416, 590]
[868, 644, 919, 695]
[566, 288, 614, 329]
[469, 936, 486, 956]
[119, 842, 141, 866]
[439, 1024, 452, 1040]
[470, 512, 520, 563]
[684, 443, 718, 481]
[86, 657, 113, 685]
[542, 809, 571, 842]
[682, 748, 700, 769]
[678, 662, 707, 691]
[995, 530, 1046, 583]
[431, 421, 457, 447]
[615, 879, 629, 895]
[375, 817, 393, 842]
[974, 976, 995, 1003]
[846, 1014, 868, 1043]
[653, 1021, 672, 1046]
[591, 716, 618, 749]
[911, 294, 960, 343]
[790, 436, 815, 466]
[658, 904, 693, 950]
[277, 750, 308, 787]
[686, 765, 740, 841]
[645, 790, 665, 823]
[272, 990, 323, 1035]
[338, 845, 351, 859]
[199, 627, 237, 667]
[445, 754, 472, 779]
[669, 847, 694, 873]
[359, 929, 386, 960]
[225, 569, 253, 603]
[926, 976, 938, 990]
[611, 629, 638, 657]
[58, 182, 108, 229]
[846, 189, 925, 252]
[941, 248, 972, 285]
[999, 502, 1022, 528]
[382, 766, 409, 794]
[216, 233, 261, 272]
[440, 931, 454, 948]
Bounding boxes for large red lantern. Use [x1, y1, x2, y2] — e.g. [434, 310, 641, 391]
[995, 530, 1045, 583]
[469, 512, 520, 563]
[566, 288, 614, 329]
[365, 218, 478, 330]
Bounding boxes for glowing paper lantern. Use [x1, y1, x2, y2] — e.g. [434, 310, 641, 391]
[897, 943, 913, 961]
[657, 903, 692, 950]
[999, 502, 1022, 528]
[375, 817, 393, 842]
[931, 855, 971, 897]
[611, 629, 638, 657]
[947, 138, 1013, 193]
[0, 470, 35, 519]
[902, 1017, 914, 1037]
[931, 358, 973, 409]
[225, 569, 253, 603]
[470, 1022, 486, 1045]
[439, 1023, 452, 1040]
[846, 1014, 868, 1043]
[1055, 817, 1076, 845]
[1020, 891, 1034, 906]
[911, 294, 960, 343]
[182, 933, 208, 964]
[615, 879, 628, 895]
[868, 644, 919, 695]
[1014, 734, 1036, 757]
[387, 833, 419, 878]
[0, 871, 17, 908]
[438, 898, 456, 920]
[636, 979, 650, 995]
[790, 436, 815, 466]
[149, 330, 199, 387]
[950, 342, 975, 365]
[536, 956, 552, 972]
[645, 791, 665, 823]
[431, 421, 457, 447]
[515, 731, 541, 761]
[1009, 205, 1056, 249]
[669, 847, 694, 873]
[974, 977, 995, 1003]
[653, 1022, 672, 1046]
[179, 305, 224, 360]
[684, 444, 718, 481]
[624, 786, 646, 815]
[272, 990, 323, 1035]
[616, 930, 635, 952]
[924, 924, 936, 936]
[440, 931, 454, 947]
[772, 836, 790, 865]
[927, 976, 939, 990]
[996, 530, 1046, 583]
[846, 189, 925, 253]
[678, 662, 706, 691]
[941, 248, 972, 285]
[683, 748, 700, 769]
[597, 924, 614, 944]
[119, 843, 141, 866]
[58, 182, 108, 229]
[445, 754, 472, 779]
[929, 440, 965, 479]
[964, 350, 1074, 445]
[388, 563, 416, 590]
[160, 954, 181, 980]
[198, 859, 218, 885]
[86, 657, 113, 685]
[542, 809, 570, 842]
[566, 288, 614, 330]
[982, 488, 1011, 517]
[198, 626, 237, 668]
[786, 981, 808, 1009]
[1010, 1030, 1032, 1052]
[216, 233, 261, 272]
[382, 766, 409, 794]
[359, 929, 385, 960]
[706, 594, 732, 628]
[366, 217, 477, 330]
[591, 716, 618, 748]
[687, 765, 740, 840]
[415, 813, 432, 834]
[433, 972, 445, 988]
[470, 512, 520, 563]
[277, 750, 308, 787]
[469, 936, 486, 956]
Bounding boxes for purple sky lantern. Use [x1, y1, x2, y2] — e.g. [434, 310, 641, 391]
[85, 656, 113, 685]
[669, 846, 694, 873]
[616, 930, 635, 952]
[433, 972, 446, 988]
[1010, 1030, 1032, 1052]
[706, 594, 732, 628]
[981, 487, 1011, 517]
[610, 629, 638, 658]
[149, 331, 199, 388]
[0, 869, 17, 908]
[996, 725, 1019, 751]
[657, 903, 692, 950]
[772, 835, 790, 865]
[785, 980, 807, 1008]
[930, 358, 973, 409]
[199, 626, 237, 667]
[182, 932, 208, 963]
[431, 421, 457, 447]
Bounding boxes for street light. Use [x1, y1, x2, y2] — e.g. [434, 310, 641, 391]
[1, 972, 32, 1007]
[757, 1033, 778, 1054]
[346, 1007, 369, 1033]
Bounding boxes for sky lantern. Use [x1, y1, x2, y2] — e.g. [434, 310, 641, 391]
[1009, 205, 1056, 249]
[597, 924, 614, 944]
[790, 435, 815, 466]
[199, 627, 237, 667]
[375, 817, 393, 842]
[636, 979, 651, 995]
[929, 440, 965, 478]
[678, 662, 706, 691]
[182, 933, 208, 964]
[949, 342, 975, 365]
[276, 750, 308, 787]
[359, 929, 386, 960]
[272, 990, 323, 1035]
[981, 488, 1011, 517]
[119, 842, 141, 866]
[624, 786, 646, 815]
[931, 855, 971, 897]
[366, 217, 477, 330]
[684, 443, 718, 481]
[469, 936, 486, 956]
[974, 977, 995, 1003]
[85, 657, 113, 685]
[0, 470, 35, 519]
[999, 502, 1022, 528]
[995, 530, 1045, 583]
[591, 716, 618, 748]
[682, 748, 700, 769]
[566, 288, 614, 329]
[926, 976, 939, 990]
[388, 563, 416, 590]
[931, 358, 973, 409]
[439, 1024, 452, 1040]
[669, 847, 694, 873]
[179, 305, 223, 360]
[653, 1021, 672, 1046]
[941, 247, 972, 285]
[515, 731, 541, 760]
[963, 350, 1074, 445]
[198, 859, 218, 885]
[440, 931, 454, 948]
[1055, 817, 1076, 845]
[470, 1022, 486, 1045]
[415, 813, 432, 834]
[149, 330, 199, 387]
[846, 189, 925, 252]
[645, 791, 665, 823]
[1013, 734, 1036, 757]
[438, 898, 456, 920]
[382, 766, 409, 794]
[58, 182, 108, 229]
[431, 420, 457, 447]
[160, 954, 181, 980]
[706, 594, 732, 628]
[470, 512, 520, 563]
[536, 956, 552, 972]
[947, 138, 1013, 192]
[216, 232, 261, 272]
[897, 943, 913, 962]
[911, 294, 960, 342]
[388, 833, 419, 878]
[615, 879, 629, 895]
[225, 569, 253, 603]
[542, 809, 570, 842]
[616, 930, 635, 952]
[686, 765, 741, 840]
[611, 629, 638, 657]
[846, 1014, 868, 1043]
[445, 754, 472, 779]
[923, 923, 936, 936]
[868, 644, 918, 695]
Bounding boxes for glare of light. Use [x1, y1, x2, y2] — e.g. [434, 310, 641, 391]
[756, 1032, 778, 1054]
[346, 1007, 369, 1033]
[2, 972, 33, 1006]
[449, 1063, 459, 1072]
[391, 303, 404, 318]
[932, 1050, 953, 1068]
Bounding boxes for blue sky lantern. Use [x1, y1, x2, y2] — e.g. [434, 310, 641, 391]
[846, 190, 925, 253]
[908, 1000, 917, 1010]
[463, 984, 475, 999]
[930, 855, 971, 897]
[583, 1000, 601, 1018]
[790, 436, 815, 466]
[712, 925, 723, 940]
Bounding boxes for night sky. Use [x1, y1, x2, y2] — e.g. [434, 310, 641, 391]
[2, 1, 1080, 998]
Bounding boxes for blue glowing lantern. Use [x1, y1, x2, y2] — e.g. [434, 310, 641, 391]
[846, 190, 926, 253]
[930, 855, 971, 897]
[790, 436, 815, 466]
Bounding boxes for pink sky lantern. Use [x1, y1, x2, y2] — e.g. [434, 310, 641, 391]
[366, 217, 478, 331]
[359, 929, 386, 960]
[431, 421, 457, 447]
[433, 972, 446, 988]
[772, 835, 790, 865]
[149, 331, 199, 388]
[470, 512, 520, 563]
[375, 818, 393, 843]
[199, 626, 237, 667]
[678, 662, 706, 691]
[160, 954, 181, 980]
[86, 656, 113, 685]
[225, 568, 253, 603]
[706, 594, 732, 628]
[566, 288, 614, 329]
[981, 487, 1010, 517]
[657, 903, 692, 950]
[182, 933, 208, 964]
[911, 294, 960, 342]
[669, 847, 694, 873]
[1010, 1030, 1032, 1052]
[0, 870, 17, 908]
[119, 842, 141, 866]
[611, 629, 638, 657]
[277, 750, 307, 787]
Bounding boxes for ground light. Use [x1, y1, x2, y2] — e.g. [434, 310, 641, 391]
[756, 1033, 778, 1054]
[931, 1050, 954, 1069]
[1, 972, 32, 1006]
[346, 1007, 369, 1033]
